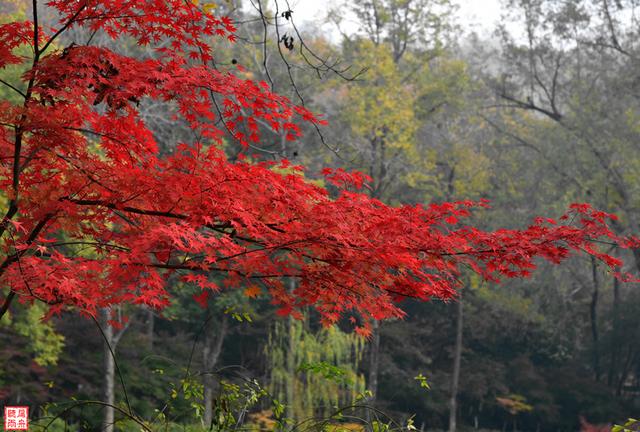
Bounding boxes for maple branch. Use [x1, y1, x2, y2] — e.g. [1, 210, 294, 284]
[63, 196, 626, 284]
[0, 79, 26, 98]
[0, 206, 18, 242]
[0, 2, 45, 240]
[206, 89, 283, 156]
[64, 198, 290, 244]
[39, 2, 87, 55]
[61, 126, 131, 149]
[0, 213, 55, 319]
[60, 125, 140, 165]
[53, 151, 119, 194]
[4, 224, 68, 309]
[0, 292, 15, 322]
[49, 241, 130, 252]
[32, 0, 39, 55]
[147, 262, 299, 279]
[63, 198, 192, 220]
[0, 123, 26, 240]
[221, 245, 289, 261]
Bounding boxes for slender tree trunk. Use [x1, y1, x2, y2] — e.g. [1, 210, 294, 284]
[365, 319, 381, 426]
[370, 137, 379, 196]
[366, 130, 385, 422]
[608, 276, 620, 388]
[617, 345, 637, 395]
[368, 319, 381, 398]
[101, 308, 115, 432]
[449, 292, 464, 432]
[203, 314, 228, 426]
[100, 307, 130, 432]
[285, 278, 297, 419]
[590, 256, 601, 381]
[285, 314, 296, 418]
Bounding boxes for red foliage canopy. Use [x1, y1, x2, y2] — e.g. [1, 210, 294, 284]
[0, 0, 637, 335]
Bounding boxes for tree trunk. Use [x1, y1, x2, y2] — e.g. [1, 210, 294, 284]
[285, 314, 296, 418]
[101, 307, 115, 432]
[608, 276, 620, 389]
[617, 345, 637, 395]
[448, 292, 464, 432]
[100, 307, 130, 432]
[285, 278, 297, 419]
[590, 256, 601, 381]
[366, 128, 385, 422]
[203, 314, 228, 427]
[366, 319, 381, 424]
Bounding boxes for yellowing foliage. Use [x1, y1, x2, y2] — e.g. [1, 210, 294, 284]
[343, 41, 419, 158]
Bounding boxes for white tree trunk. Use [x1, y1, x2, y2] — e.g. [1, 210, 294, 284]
[448, 293, 464, 432]
[101, 307, 115, 432]
[100, 307, 130, 432]
[203, 314, 228, 426]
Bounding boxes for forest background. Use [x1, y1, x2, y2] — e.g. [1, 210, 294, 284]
[1, 0, 640, 431]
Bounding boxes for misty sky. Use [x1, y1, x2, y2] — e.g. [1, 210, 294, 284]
[286, 0, 504, 35]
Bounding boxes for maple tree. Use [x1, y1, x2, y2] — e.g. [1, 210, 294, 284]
[0, 0, 638, 337]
